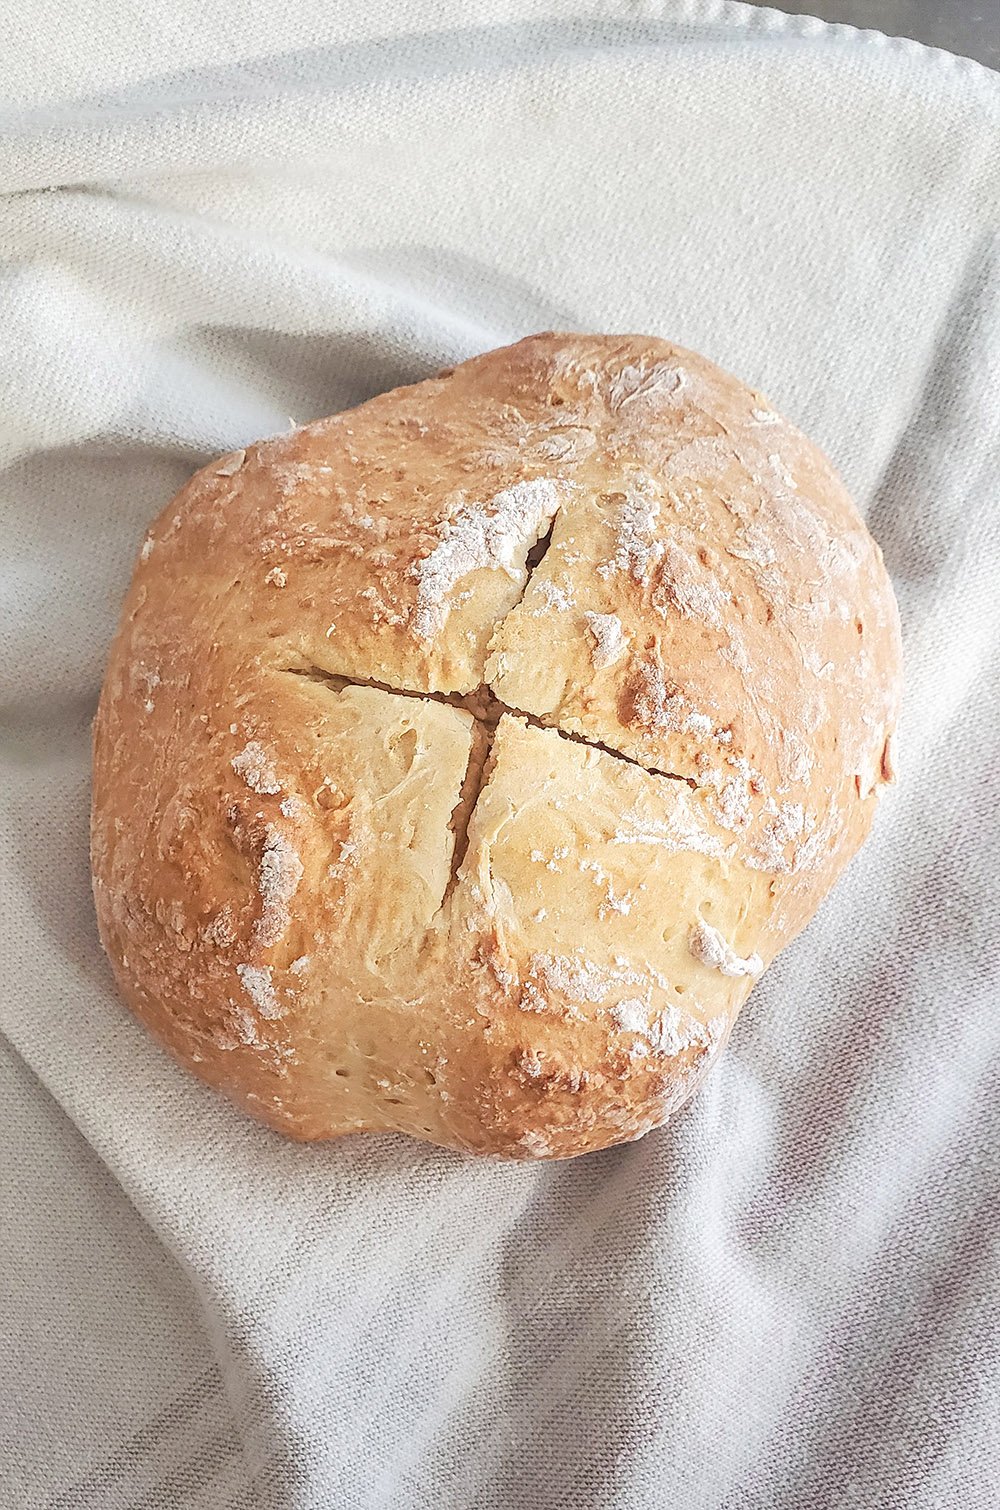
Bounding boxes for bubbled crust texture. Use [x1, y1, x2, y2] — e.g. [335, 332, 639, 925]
[91, 333, 902, 1160]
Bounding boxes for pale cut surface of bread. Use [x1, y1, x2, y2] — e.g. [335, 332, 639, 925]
[91, 333, 902, 1159]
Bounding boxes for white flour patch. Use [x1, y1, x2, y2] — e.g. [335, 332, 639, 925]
[696, 754, 759, 833]
[528, 953, 648, 1005]
[653, 543, 730, 629]
[610, 998, 649, 1034]
[599, 480, 663, 583]
[232, 741, 281, 796]
[229, 1003, 259, 1045]
[749, 801, 807, 872]
[689, 919, 763, 977]
[410, 478, 561, 637]
[601, 883, 633, 917]
[254, 827, 304, 947]
[611, 998, 717, 1060]
[629, 662, 712, 740]
[535, 577, 574, 613]
[328, 838, 358, 879]
[272, 461, 320, 496]
[585, 611, 628, 669]
[236, 963, 284, 1019]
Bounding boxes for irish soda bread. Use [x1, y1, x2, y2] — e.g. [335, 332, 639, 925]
[91, 333, 902, 1159]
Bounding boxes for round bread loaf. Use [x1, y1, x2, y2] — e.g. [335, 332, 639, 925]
[91, 333, 902, 1159]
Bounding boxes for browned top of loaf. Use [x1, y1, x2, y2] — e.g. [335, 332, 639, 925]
[91, 333, 901, 1157]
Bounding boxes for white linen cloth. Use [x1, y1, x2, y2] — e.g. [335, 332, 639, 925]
[1, 3, 998, 1505]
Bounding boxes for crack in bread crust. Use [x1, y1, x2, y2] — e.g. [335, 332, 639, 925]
[283, 665, 697, 787]
[282, 664, 699, 923]
[440, 716, 494, 911]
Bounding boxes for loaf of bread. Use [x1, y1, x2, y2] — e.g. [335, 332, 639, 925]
[91, 333, 901, 1159]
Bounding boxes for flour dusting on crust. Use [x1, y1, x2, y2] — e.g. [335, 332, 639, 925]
[410, 478, 561, 637]
[536, 577, 575, 612]
[610, 999, 729, 1059]
[629, 661, 716, 740]
[236, 963, 284, 1019]
[653, 543, 730, 629]
[611, 794, 734, 862]
[254, 827, 304, 947]
[598, 479, 663, 583]
[525, 953, 648, 1006]
[232, 741, 281, 795]
[585, 611, 628, 669]
[688, 919, 763, 977]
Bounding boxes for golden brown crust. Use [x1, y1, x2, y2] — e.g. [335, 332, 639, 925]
[91, 332, 902, 1158]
